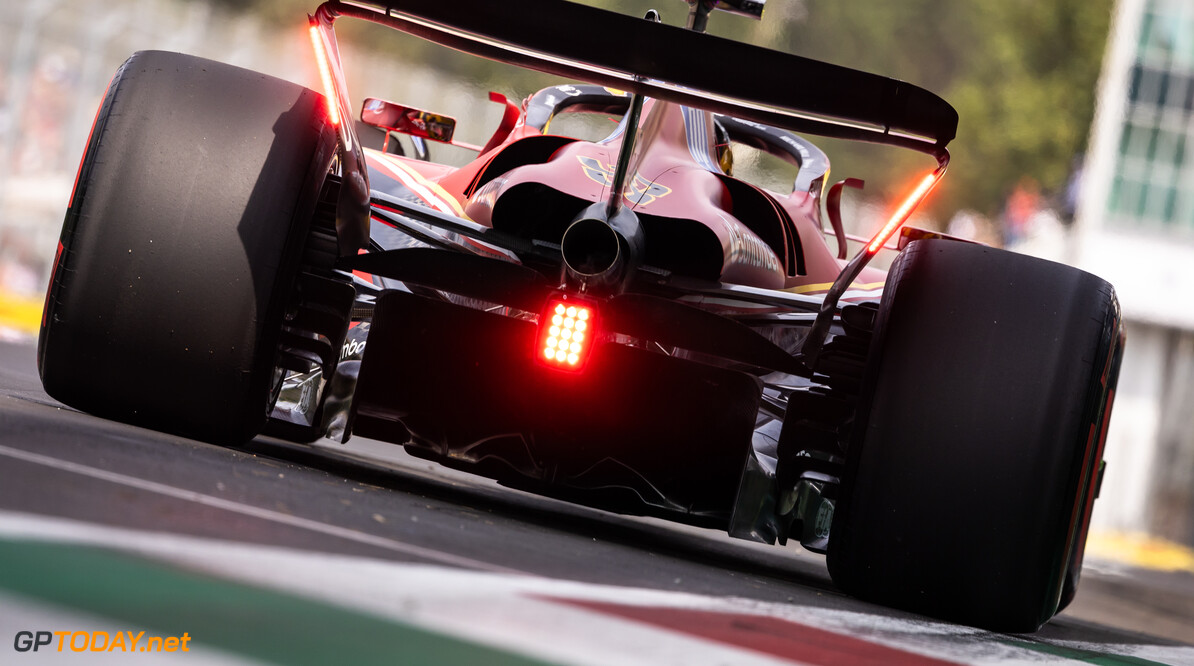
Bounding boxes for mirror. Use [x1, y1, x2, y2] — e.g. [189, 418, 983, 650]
[360, 97, 457, 143]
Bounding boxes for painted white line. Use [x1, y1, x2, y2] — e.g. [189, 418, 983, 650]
[4, 441, 1192, 664]
[0, 512, 802, 666]
[5, 512, 1191, 666]
[0, 443, 522, 575]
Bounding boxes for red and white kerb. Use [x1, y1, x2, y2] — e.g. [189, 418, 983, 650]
[538, 298, 596, 370]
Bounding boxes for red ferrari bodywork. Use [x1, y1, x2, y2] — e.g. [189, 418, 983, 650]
[362, 95, 889, 299]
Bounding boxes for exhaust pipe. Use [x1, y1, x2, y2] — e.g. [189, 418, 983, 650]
[560, 203, 643, 291]
[562, 217, 621, 279]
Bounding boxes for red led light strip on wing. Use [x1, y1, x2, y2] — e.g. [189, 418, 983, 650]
[308, 25, 342, 127]
[867, 171, 942, 254]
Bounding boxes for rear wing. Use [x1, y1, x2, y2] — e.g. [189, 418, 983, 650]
[317, 0, 956, 163]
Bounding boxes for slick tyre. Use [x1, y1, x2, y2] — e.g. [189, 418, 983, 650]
[38, 51, 337, 444]
[827, 239, 1123, 632]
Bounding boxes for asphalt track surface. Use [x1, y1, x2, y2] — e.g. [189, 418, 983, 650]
[1, 338, 1192, 665]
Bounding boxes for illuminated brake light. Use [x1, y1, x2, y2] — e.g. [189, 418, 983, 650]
[538, 297, 598, 370]
[867, 171, 942, 254]
[308, 25, 341, 127]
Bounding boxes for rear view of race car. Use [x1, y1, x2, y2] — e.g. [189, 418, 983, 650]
[36, 0, 1124, 633]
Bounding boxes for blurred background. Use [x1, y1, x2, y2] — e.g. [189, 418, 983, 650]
[0, 0, 1191, 560]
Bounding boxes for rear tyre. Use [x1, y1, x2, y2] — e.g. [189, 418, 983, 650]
[38, 51, 337, 444]
[827, 239, 1122, 632]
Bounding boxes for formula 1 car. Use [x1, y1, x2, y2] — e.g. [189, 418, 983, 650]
[38, 0, 1123, 632]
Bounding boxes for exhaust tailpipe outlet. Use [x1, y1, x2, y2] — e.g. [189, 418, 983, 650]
[561, 216, 623, 285]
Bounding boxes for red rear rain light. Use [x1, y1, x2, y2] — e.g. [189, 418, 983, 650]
[308, 24, 342, 127]
[537, 297, 598, 371]
[867, 171, 942, 254]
